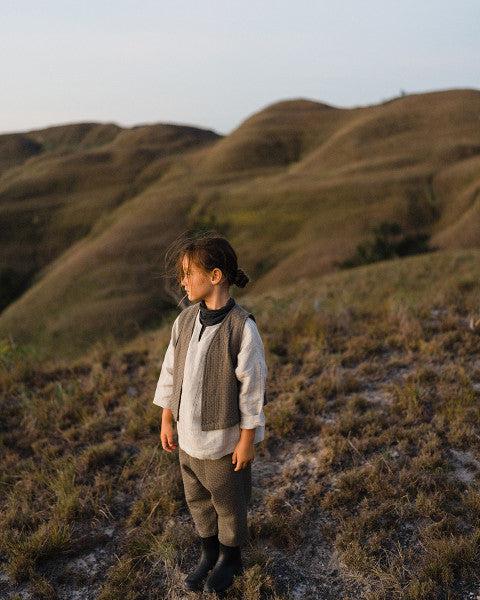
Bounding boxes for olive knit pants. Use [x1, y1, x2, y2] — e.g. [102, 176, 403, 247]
[179, 447, 251, 547]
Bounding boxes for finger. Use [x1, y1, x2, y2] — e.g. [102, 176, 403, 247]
[232, 451, 237, 464]
[162, 435, 173, 452]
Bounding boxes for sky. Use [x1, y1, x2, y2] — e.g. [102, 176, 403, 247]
[1, 0, 479, 136]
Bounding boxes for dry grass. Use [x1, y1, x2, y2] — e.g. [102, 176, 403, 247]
[1, 247, 480, 598]
[250, 251, 480, 599]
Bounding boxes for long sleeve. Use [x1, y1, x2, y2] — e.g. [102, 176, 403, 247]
[235, 318, 267, 430]
[152, 317, 179, 409]
[156, 309, 267, 460]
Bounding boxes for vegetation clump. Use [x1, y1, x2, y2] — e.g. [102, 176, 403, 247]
[339, 221, 433, 269]
[0, 266, 35, 313]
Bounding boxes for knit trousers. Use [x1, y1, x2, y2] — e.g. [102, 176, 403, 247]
[179, 447, 251, 547]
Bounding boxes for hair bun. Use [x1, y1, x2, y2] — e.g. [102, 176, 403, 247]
[234, 268, 249, 288]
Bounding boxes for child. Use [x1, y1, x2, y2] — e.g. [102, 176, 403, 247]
[152, 233, 267, 594]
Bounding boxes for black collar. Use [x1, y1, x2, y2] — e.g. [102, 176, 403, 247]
[198, 297, 235, 340]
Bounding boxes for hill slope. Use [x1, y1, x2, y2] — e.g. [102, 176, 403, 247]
[1, 247, 480, 599]
[1, 88, 480, 358]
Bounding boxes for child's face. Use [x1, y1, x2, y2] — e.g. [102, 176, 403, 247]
[181, 255, 215, 303]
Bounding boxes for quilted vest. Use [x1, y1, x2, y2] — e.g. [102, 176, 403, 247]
[171, 301, 255, 431]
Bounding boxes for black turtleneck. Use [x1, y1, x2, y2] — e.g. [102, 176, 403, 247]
[198, 297, 235, 340]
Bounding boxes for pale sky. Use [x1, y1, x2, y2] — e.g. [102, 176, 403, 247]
[1, 0, 479, 135]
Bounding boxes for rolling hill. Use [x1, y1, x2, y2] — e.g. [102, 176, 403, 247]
[1, 88, 480, 358]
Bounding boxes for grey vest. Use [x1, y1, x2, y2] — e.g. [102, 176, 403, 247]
[171, 301, 255, 431]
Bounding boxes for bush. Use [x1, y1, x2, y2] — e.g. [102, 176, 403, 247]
[0, 266, 34, 312]
[339, 221, 432, 268]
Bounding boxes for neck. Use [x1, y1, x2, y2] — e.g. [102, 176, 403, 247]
[203, 288, 231, 310]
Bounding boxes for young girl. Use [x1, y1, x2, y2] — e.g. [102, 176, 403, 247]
[152, 233, 267, 594]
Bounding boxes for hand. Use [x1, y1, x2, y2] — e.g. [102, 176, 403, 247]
[160, 409, 177, 453]
[232, 429, 255, 471]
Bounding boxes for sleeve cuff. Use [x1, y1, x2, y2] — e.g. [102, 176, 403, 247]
[152, 396, 173, 409]
[240, 413, 264, 429]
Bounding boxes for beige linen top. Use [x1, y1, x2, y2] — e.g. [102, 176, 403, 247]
[153, 310, 267, 460]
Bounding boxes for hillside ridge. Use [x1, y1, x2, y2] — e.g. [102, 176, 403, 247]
[1, 87, 480, 358]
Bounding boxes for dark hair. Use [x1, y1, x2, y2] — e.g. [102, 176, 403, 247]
[165, 232, 249, 290]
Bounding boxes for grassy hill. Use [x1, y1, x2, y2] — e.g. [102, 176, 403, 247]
[1, 247, 480, 599]
[1, 88, 480, 358]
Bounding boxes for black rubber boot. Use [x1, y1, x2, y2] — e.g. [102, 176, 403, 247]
[203, 543, 243, 594]
[184, 535, 219, 591]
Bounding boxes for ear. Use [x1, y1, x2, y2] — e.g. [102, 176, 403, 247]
[211, 268, 223, 285]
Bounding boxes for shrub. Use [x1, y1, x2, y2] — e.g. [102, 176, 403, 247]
[339, 221, 432, 268]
